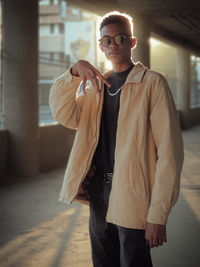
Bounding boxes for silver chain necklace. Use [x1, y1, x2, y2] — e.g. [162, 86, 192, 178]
[106, 63, 134, 96]
[106, 86, 122, 96]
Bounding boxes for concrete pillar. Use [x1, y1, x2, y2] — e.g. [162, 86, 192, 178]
[176, 48, 190, 127]
[133, 16, 150, 68]
[2, 0, 39, 176]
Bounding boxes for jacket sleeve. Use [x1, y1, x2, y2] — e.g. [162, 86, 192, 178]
[146, 73, 184, 225]
[49, 68, 85, 130]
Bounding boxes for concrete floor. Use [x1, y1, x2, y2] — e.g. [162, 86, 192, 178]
[0, 125, 200, 267]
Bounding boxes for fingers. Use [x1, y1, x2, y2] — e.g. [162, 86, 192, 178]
[90, 75, 101, 94]
[89, 71, 111, 93]
[158, 227, 167, 246]
[145, 231, 155, 248]
[145, 223, 167, 249]
[95, 69, 111, 88]
[145, 235, 159, 248]
[163, 226, 167, 242]
[82, 78, 86, 94]
[83, 72, 108, 94]
[74, 60, 110, 94]
[88, 69, 111, 93]
[148, 236, 154, 249]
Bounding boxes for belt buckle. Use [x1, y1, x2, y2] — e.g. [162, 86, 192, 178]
[104, 173, 112, 184]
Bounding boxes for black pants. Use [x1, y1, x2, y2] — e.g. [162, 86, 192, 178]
[88, 174, 153, 267]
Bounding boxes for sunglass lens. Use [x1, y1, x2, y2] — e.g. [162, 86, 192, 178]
[115, 34, 126, 45]
[100, 34, 127, 47]
[101, 37, 110, 47]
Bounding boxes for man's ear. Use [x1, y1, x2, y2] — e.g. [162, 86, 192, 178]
[131, 37, 137, 49]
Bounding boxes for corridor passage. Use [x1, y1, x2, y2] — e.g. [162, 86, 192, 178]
[0, 125, 200, 267]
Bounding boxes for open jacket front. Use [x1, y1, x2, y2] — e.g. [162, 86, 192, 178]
[49, 62, 184, 229]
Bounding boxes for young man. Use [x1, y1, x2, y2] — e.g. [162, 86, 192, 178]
[49, 11, 184, 267]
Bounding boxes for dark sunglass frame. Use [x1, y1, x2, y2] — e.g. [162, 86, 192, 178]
[99, 33, 131, 47]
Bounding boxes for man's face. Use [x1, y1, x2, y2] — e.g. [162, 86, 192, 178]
[100, 23, 134, 65]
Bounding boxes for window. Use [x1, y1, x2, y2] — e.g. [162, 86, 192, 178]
[39, 24, 50, 36]
[40, 0, 50, 5]
[50, 24, 55, 34]
[59, 23, 64, 34]
[150, 37, 179, 108]
[190, 55, 200, 108]
[38, 1, 99, 125]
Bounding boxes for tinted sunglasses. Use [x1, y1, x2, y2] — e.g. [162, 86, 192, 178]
[99, 33, 131, 47]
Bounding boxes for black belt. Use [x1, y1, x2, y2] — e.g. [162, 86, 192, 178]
[103, 173, 113, 184]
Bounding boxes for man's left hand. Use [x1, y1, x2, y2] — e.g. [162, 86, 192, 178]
[145, 222, 167, 248]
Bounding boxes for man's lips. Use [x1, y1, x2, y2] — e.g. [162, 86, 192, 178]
[108, 50, 121, 56]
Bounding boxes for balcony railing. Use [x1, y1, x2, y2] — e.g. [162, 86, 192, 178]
[39, 5, 60, 15]
[38, 55, 71, 125]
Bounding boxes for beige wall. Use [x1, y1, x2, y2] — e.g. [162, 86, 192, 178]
[39, 124, 75, 172]
[39, 63, 66, 78]
[39, 36, 65, 52]
[180, 108, 200, 129]
[0, 125, 75, 182]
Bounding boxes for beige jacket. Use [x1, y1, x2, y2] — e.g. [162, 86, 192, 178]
[49, 62, 184, 229]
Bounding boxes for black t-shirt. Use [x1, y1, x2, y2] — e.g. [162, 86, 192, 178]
[94, 64, 134, 174]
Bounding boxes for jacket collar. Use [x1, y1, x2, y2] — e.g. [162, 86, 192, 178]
[104, 61, 147, 84]
[126, 62, 147, 84]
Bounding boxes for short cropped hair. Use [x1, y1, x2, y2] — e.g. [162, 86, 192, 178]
[99, 11, 134, 36]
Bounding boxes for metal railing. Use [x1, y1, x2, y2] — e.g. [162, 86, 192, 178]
[190, 81, 200, 108]
[38, 55, 70, 125]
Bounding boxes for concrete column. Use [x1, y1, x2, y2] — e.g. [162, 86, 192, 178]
[133, 16, 150, 68]
[176, 48, 190, 127]
[2, 0, 39, 176]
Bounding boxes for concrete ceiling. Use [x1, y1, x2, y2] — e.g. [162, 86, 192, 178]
[67, 0, 200, 54]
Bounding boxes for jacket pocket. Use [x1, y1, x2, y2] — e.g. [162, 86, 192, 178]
[128, 162, 146, 198]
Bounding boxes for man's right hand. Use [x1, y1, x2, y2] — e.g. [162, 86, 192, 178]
[71, 60, 111, 94]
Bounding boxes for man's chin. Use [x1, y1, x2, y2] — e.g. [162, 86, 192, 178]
[107, 56, 123, 65]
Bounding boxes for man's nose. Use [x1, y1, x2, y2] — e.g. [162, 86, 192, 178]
[109, 38, 118, 48]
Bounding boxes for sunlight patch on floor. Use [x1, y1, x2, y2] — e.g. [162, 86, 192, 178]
[0, 205, 92, 267]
